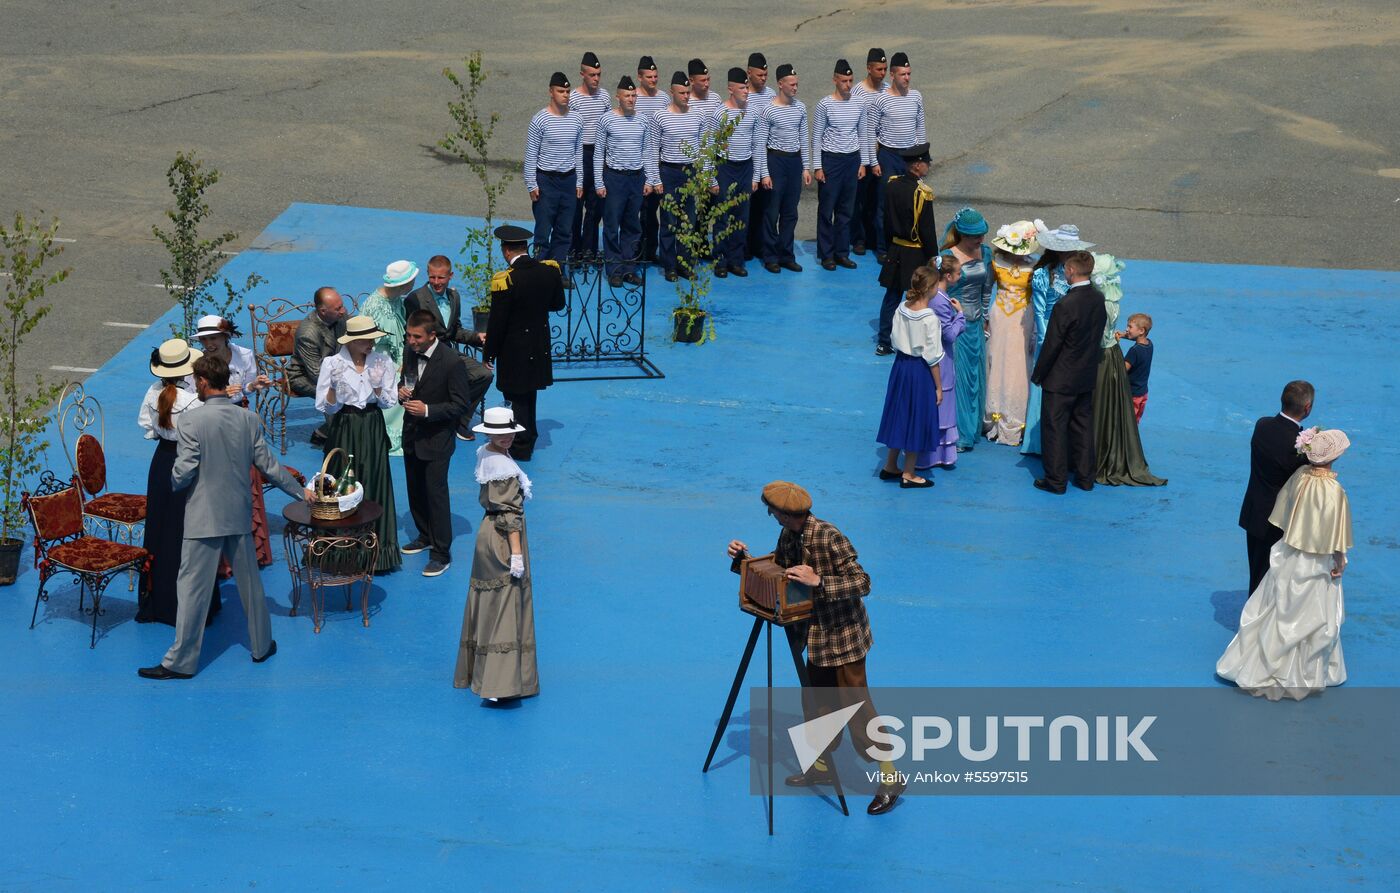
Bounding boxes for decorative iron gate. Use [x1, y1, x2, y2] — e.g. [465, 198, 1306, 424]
[551, 254, 663, 381]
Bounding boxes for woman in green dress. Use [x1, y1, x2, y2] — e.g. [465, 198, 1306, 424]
[359, 259, 417, 455]
[454, 406, 539, 702]
[1090, 253, 1166, 487]
[315, 315, 402, 573]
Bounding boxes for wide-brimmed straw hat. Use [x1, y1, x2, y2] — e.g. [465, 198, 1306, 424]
[1033, 219, 1095, 251]
[337, 315, 388, 344]
[383, 259, 419, 287]
[473, 406, 527, 435]
[150, 339, 202, 378]
[992, 220, 1040, 255]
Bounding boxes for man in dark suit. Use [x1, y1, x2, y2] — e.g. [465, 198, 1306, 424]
[1030, 251, 1107, 494]
[1239, 379, 1313, 592]
[398, 309, 472, 577]
[484, 225, 567, 462]
[403, 255, 495, 441]
[874, 142, 937, 356]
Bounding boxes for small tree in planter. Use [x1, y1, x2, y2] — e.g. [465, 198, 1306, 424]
[662, 117, 746, 344]
[0, 213, 69, 584]
[152, 150, 264, 337]
[440, 52, 516, 329]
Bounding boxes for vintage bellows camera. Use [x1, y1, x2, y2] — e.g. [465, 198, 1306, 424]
[736, 552, 812, 625]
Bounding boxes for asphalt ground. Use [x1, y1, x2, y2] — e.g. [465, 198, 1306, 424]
[3, 0, 1398, 377]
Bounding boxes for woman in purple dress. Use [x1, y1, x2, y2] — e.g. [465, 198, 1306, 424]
[916, 255, 966, 469]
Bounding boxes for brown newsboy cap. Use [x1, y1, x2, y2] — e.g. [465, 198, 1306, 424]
[761, 480, 812, 514]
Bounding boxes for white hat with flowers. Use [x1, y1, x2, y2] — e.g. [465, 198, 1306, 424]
[992, 220, 1040, 256]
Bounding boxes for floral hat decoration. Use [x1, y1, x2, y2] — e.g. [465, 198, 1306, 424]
[991, 220, 1039, 256]
[1296, 427, 1350, 465]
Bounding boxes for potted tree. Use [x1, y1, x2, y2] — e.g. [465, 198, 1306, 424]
[439, 52, 515, 333]
[0, 213, 69, 585]
[662, 118, 746, 344]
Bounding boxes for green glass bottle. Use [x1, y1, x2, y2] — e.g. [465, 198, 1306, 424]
[336, 454, 356, 496]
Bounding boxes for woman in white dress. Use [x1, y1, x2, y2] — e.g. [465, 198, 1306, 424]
[1216, 428, 1353, 701]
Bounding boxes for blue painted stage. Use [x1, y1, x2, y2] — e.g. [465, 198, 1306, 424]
[3, 203, 1398, 890]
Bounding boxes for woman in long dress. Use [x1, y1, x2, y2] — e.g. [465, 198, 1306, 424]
[359, 260, 418, 456]
[1022, 220, 1092, 456]
[915, 257, 964, 469]
[136, 340, 220, 626]
[193, 314, 277, 566]
[314, 315, 402, 573]
[985, 222, 1038, 447]
[1216, 429, 1353, 701]
[455, 407, 539, 702]
[940, 208, 995, 451]
[1090, 254, 1166, 486]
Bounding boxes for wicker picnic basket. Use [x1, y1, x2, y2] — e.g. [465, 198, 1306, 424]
[309, 447, 364, 521]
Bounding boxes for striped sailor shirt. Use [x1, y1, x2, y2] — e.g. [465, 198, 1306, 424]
[595, 109, 646, 173]
[851, 80, 885, 164]
[688, 91, 724, 127]
[747, 84, 776, 110]
[644, 106, 706, 186]
[862, 88, 926, 159]
[634, 90, 671, 122]
[706, 105, 757, 165]
[569, 86, 612, 145]
[812, 95, 864, 167]
[754, 98, 810, 180]
[523, 108, 584, 191]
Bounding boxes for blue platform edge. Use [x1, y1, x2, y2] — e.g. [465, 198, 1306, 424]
[3, 201, 1398, 891]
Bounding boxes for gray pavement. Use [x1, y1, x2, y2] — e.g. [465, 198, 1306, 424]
[2, 0, 1398, 378]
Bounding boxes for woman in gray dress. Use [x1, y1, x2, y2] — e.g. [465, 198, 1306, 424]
[454, 406, 539, 702]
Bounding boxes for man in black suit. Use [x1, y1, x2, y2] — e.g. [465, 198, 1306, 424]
[403, 255, 495, 441]
[484, 225, 568, 462]
[1030, 251, 1107, 494]
[1239, 379, 1313, 592]
[399, 309, 472, 577]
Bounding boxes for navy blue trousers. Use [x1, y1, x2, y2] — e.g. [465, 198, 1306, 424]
[532, 170, 576, 263]
[601, 168, 643, 277]
[571, 145, 602, 254]
[715, 158, 753, 270]
[762, 152, 802, 265]
[851, 163, 879, 250]
[872, 147, 909, 254]
[659, 163, 696, 274]
[816, 150, 860, 261]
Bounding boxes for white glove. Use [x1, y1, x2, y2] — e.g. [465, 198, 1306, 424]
[509, 554, 525, 578]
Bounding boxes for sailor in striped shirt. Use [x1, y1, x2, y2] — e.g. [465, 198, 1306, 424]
[523, 72, 584, 264]
[864, 52, 927, 256]
[744, 52, 776, 260]
[707, 67, 759, 278]
[634, 56, 667, 264]
[813, 59, 865, 269]
[570, 52, 610, 254]
[645, 71, 707, 280]
[851, 47, 888, 255]
[595, 76, 647, 286]
[754, 63, 811, 272]
[685, 58, 724, 122]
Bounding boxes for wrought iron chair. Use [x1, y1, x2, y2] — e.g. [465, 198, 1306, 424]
[23, 472, 149, 648]
[57, 383, 147, 547]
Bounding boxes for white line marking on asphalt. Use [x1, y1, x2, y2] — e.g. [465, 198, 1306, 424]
[50, 365, 98, 373]
[103, 321, 150, 329]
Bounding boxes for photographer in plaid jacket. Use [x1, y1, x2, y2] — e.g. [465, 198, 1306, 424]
[727, 480, 904, 815]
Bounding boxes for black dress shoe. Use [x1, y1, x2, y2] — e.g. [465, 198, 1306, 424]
[309, 428, 328, 447]
[138, 664, 193, 680]
[876, 252, 889, 265]
[835, 256, 858, 269]
[1034, 478, 1067, 495]
[713, 266, 728, 278]
[821, 259, 837, 271]
[780, 260, 803, 272]
[401, 539, 430, 554]
[867, 778, 907, 815]
[1073, 479, 1095, 491]
[878, 469, 901, 481]
[900, 477, 935, 489]
[785, 767, 835, 787]
[253, 640, 277, 663]
[729, 265, 748, 278]
[852, 243, 867, 256]
[664, 270, 679, 282]
[764, 262, 781, 274]
[622, 273, 644, 286]
[874, 344, 894, 356]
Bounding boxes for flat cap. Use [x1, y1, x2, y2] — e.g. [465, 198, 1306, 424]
[616, 75, 636, 91]
[775, 63, 795, 80]
[747, 52, 767, 70]
[890, 51, 910, 68]
[493, 224, 533, 243]
[638, 55, 657, 71]
[762, 481, 812, 514]
[727, 66, 747, 84]
[550, 71, 571, 88]
[834, 58, 853, 76]
[670, 71, 690, 87]
[866, 47, 886, 64]
[688, 58, 708, 76]
[581, 51, 600, 68]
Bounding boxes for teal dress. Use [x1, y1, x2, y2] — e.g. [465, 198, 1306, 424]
[1021, 264, 1069, 456]
[942, 245, 995, 449]
[359, 288, 406, 456]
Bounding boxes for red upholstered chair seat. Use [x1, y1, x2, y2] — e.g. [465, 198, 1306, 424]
[84, 493, 147, 523]
[265, 321, 298, 357]
[48, 539, 147, 573]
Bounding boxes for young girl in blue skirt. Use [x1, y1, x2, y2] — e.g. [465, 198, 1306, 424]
[877, 264, 945, 489]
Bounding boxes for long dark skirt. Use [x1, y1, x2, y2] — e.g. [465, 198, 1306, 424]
[877, 352, 941, 453]
[1093, 347, 1167, 486]
[137, 439, 221, 626]
[325, 404, 402, 573]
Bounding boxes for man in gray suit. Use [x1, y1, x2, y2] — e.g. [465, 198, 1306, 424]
[139, 355, 307, 679]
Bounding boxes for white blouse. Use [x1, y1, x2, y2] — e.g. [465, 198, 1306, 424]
[137, 381, 202, 441]
[227, 343, 258, 394]
[891, 303, 944, 366]
[315, 348, 400, 414]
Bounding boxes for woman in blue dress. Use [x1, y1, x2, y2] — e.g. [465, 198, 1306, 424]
[940, 208, 995, 451]
[1021, 220, 1093, 456]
